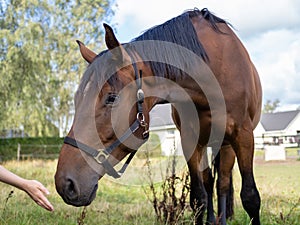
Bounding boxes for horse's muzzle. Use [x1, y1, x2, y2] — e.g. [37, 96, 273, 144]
[55, 174, 98, 207]
[55, 143, 102, 206]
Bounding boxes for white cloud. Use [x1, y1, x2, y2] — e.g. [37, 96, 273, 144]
[113, 0, 300, 38]
[112, 0, 203, 40]
[245, 29, 300, 107]
[114, 0, 200, 27]
[203, 0, 300, 38]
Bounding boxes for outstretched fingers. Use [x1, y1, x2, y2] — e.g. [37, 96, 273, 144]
[25, 180, 54, 211]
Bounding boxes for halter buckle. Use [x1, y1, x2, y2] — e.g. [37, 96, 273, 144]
[94, 150, 108, 164]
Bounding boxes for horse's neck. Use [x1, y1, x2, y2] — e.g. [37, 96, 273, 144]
[144, 74, 197, 108]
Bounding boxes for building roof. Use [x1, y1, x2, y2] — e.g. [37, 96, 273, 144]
[149, 104, 174, 128]
[260, 110, 300, 131]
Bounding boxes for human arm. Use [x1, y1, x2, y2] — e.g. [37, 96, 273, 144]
[0, 165, 54, 211]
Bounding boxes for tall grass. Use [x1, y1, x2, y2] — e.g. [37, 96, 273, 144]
[0, 158, 299, 224]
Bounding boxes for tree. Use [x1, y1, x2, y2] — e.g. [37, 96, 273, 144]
[0, 0, 115, 136]
[262, 99, 280, 113]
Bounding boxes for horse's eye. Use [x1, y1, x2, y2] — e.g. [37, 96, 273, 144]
[105, 93, 119, 105]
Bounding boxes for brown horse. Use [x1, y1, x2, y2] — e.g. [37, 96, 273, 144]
[55, 8, 262, 225]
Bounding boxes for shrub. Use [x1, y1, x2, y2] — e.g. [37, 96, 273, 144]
[143, 150, 191, 225]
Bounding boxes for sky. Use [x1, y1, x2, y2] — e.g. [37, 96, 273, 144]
[110, 0, 300, 111]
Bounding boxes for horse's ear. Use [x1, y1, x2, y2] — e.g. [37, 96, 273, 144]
[103, 23, 131, 63]
[76, 40, 97, 64]
[104, 23, 119, 50]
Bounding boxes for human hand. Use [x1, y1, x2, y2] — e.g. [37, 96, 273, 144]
[23, 179, 54, 211]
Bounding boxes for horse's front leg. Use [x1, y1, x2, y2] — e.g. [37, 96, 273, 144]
[171, 105, 208, 224]
[186, 146, 208, 225]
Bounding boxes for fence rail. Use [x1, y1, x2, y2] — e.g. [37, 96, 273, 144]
[16, 143, 61, 161]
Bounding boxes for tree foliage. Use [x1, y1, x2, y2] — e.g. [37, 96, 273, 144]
[0, 0, 115, 136]
[262, 99, 280, 113]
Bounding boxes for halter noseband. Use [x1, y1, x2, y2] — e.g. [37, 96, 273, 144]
[63, 55, 149, 178]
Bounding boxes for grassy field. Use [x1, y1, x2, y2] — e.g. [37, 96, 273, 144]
[0, 154, 299, 224]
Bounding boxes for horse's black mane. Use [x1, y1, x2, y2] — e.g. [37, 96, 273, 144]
[80, 8, 229, 91]
[126, 8, 228, 80]
[198, 8, 229, 33]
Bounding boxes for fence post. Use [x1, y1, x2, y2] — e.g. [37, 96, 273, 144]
[17, 143, 21, 161]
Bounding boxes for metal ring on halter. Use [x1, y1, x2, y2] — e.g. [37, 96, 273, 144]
[137, 113, 148, 128]
[137, 112, 145, 123]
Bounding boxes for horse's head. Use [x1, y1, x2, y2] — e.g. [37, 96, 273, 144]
[55, 24, 155, 206]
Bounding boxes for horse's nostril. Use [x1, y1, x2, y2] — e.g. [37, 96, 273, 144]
[65, 178, 78, 200]
[67, 179, 74, 192]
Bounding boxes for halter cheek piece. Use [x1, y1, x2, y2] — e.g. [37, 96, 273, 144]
[63, 55, 149, 178]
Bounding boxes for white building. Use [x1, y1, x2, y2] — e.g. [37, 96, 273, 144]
[254, 110, 300, 148]
[149, 105, 300, 155]
[149, 104, 182, 156]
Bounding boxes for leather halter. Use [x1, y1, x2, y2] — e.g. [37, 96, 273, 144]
[63, 54, 149, 178]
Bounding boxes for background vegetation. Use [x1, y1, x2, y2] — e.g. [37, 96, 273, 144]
[0, 133, 161, 161]
[0, 137, 63, 161]
[0, 0, 115, 137]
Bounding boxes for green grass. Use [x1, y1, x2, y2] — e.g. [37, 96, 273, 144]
[231, 161, 300, 225]
[254, 147, 300, 158]
[285, 147, 300, 157]
[0, 157, 299, 224]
